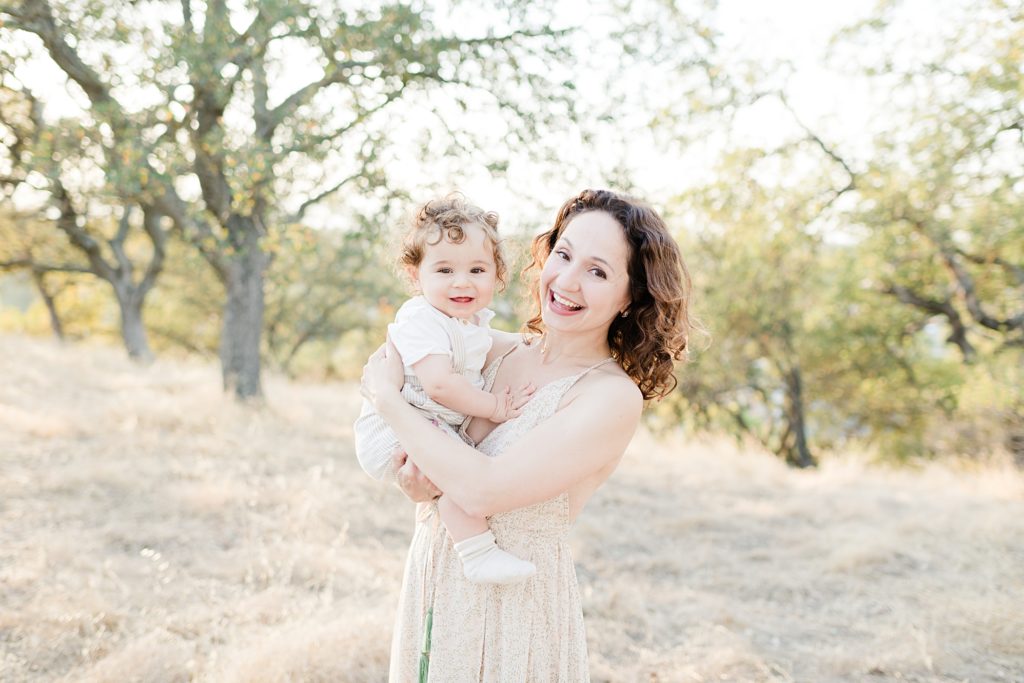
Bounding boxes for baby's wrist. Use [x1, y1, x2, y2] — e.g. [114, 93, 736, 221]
[488, 393, 503, 422]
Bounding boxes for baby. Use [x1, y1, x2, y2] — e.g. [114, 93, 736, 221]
[354, 194, 535, 585]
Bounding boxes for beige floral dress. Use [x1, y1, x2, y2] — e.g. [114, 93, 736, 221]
[388, 350, 612, 682]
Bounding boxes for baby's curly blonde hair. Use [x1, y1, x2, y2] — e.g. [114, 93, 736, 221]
[399, 193, 508, 288]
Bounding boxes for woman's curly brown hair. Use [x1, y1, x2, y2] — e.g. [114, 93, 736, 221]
[524, 189, 694, 400]
[399, 193, 507, 288]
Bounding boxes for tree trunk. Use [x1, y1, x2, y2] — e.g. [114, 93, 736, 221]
[220, 226, 268, 400]
[31, 269, 65, 341]
[116, 289, 154, 363]
[783, 365, 815, 468]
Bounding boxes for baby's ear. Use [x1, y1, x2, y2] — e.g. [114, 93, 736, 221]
[405, 265, 420, 289]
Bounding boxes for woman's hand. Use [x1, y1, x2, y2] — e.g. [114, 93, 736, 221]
[391, 450, 441, 502]
[360, 338, 405, 409]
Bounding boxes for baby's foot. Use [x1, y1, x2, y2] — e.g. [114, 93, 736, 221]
[453, 530, 536, 585]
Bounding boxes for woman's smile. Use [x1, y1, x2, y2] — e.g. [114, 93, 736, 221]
[548, 289, 584, 314]
[540, 211, 631, 330]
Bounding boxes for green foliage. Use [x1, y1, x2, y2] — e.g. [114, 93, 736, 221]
[663, 148, 977, 462]
[666, 148, 836, 464]
[0, 210, 124, 342]
[842, 1, 1022, 343]
[262, 221, 404, 379]
[1, 0, 592, 396]
[661, 0, 1022, 463]
[1, 0, 1018, 461]
[840, 0, 1024, 457]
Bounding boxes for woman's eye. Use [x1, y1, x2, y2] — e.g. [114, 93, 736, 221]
[555, 249, 570, 261]
[590, 268, 607, 279]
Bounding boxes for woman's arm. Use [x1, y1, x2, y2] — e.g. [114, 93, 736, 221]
[374, 371, 642, 517]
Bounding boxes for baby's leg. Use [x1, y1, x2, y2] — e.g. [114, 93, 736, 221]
[437, 495, 536, 585]
[436, 494, 488, 542]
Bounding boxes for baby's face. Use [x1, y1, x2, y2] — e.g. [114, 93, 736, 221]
[411, 222, 498, 320]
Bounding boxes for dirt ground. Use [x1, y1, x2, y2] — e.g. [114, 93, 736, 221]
[1, 335, 1022, 682]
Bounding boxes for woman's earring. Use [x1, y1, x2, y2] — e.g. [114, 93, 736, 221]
[620, 309, 629, 318]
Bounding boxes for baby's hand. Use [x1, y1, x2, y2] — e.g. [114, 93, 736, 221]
[489, 382, 536, 423]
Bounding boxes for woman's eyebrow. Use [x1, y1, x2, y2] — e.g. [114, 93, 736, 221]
[561, 237, 616, 273]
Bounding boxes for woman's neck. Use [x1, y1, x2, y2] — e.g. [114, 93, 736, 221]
[536, 329, 611, 366]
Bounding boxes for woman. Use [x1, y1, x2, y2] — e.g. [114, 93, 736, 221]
[360, 189, 695, 681]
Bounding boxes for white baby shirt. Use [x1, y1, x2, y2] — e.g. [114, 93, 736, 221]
[388, 296, 495, 386]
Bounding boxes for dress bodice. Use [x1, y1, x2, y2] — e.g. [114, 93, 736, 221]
[468, 346, 613, 544]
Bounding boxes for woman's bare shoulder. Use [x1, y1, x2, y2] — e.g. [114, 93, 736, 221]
[490, 329, 527, 352]
[485, 329, 524, 363]
[571, 364, 643, 412]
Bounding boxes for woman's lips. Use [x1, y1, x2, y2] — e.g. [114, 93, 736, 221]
[548, 289, 583, 315]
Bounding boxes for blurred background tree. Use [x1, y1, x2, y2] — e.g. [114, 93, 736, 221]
[0, 0, 586, 398]
[836, 1, 1023, 459]
[0, 69, 169, 361]
[656, 0, 1022, 463]
[0, 0, 1019, 464]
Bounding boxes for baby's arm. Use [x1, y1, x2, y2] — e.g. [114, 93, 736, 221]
[414, 354, 532, 422]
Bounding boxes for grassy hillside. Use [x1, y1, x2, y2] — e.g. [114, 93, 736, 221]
[1, 335, 1021, 682]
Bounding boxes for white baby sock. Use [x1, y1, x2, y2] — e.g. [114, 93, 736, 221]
[453, 530, 536, 585]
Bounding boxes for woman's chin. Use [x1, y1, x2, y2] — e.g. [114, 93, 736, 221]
[540, 313, 580, 334]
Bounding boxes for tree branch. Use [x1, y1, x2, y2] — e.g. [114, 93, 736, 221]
[882, 283, 976, 361]
[138, 206, 167, 296]
[48, 176, 118, 283]
[12, 0, 118, 110]
[777, 92, 856, 204]
[280, 296, 347, 370]
[901, 215, 1024, 336]
[149, 180, 228, 281]
[939, 245, 1024, 334]
[259, 60, 368, 138]
[268, 86, 404, 148]
[291, 172, 362, 221]
[0, 257, 92, 274]
[954, 247, 1024, 287]
[108, 205, 133, 278]
[181, 0, 193, 34]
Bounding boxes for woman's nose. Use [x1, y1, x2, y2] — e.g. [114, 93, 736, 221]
[556, 266, 582, 291]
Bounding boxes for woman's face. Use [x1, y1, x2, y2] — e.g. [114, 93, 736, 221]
[540, 210, 632, 336]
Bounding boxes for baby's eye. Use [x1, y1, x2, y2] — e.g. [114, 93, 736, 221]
[471, 267, 487, 274]
[555, 249, 570, 261]
[438, 267, 453, 274]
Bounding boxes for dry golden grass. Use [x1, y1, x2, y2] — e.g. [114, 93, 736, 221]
[1, 334, 1022, 682]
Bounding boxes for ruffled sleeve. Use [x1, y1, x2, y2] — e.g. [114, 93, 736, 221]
[475, 307, 496, 327]
[388, 296, 453, 368]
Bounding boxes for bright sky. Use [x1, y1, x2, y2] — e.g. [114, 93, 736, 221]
[6, 0, 962, 233]
[467, 0, 963, 233]
[461, 0, 888, 231]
